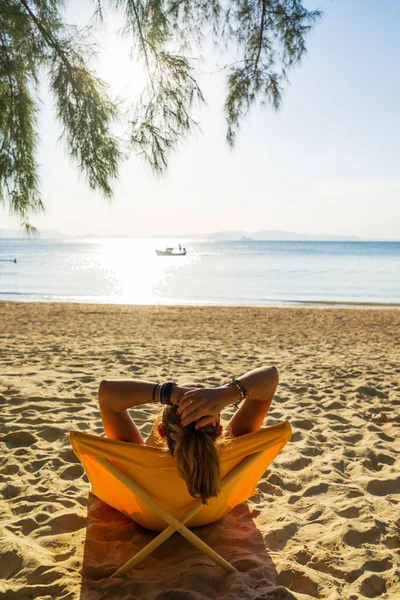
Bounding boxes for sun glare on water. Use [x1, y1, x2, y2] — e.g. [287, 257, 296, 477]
[92, 238, 191, 304]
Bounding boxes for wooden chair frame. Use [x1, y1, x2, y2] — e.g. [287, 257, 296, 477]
[96, 447, 269, 578]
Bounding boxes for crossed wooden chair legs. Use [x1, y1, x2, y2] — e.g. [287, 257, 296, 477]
[96, 450, 267, 577]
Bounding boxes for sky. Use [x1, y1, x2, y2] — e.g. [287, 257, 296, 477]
[1, 0, 400, 239]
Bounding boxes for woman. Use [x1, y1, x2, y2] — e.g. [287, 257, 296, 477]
[98, 366, 279, 504]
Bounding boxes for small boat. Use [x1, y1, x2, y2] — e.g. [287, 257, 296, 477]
[155, 247, 186, 256]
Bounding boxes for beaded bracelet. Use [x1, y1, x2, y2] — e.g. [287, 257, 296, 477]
[230, 377, 248, 411]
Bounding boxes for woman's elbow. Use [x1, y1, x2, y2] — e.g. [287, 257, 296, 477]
[266, 365, 279, 389]
[98, 379, 111, 405]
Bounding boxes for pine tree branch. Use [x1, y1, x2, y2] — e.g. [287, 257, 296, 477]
[254, 0, 267, 72]
[125, 0, 156, 94]
[0, 28, 17, 148]
[18, 0, 80, 95]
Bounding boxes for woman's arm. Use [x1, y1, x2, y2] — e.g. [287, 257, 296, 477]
[98, 379, 156, 443]
[228, 366, 279, 437]
[178, 366, 279, 436]
[98, 378, 185, 443]
[98, 379, 158, 412]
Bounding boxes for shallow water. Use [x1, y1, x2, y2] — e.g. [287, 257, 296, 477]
[0, 238, 399, 306]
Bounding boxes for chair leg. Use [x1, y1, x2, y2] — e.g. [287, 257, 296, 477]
[112, 520, 236, 577]
[112, 500, 203, 577]
[113, 502, 237, 577]
[97, 458, 238, 576]
[113, 526, 176, 577]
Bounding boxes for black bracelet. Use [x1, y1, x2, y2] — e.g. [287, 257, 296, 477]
[152, 382, 160, 402]
[160, 380, 175, 405]
[159, 382, 166, 404]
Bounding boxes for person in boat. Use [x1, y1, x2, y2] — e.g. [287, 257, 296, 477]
[178, 244, 181, 251]
[98, 366, 279, 504]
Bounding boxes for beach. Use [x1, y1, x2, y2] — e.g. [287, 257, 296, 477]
[1, 301, 399, 600]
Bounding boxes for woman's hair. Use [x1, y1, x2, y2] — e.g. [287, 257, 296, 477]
[156, 383, 231, 505]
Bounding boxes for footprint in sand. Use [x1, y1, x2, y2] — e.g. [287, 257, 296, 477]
[376, 453, 395, 466]
[364, 557, 393, 572]
[59, 464, 84, 481]
[257, 481, 284, 496]
[323, 400, 343, 410]
[301, 447, 323, 457]
[284, 481, 302, 493]
[283, 457, 312, 471]
[325, 413, 349, 424]
[366, 477, 400, 496]
[40, 512, 87, 535]
[59, 448, 80, 464]
[308, 558, 347, 581]
[26, 565, 66, 585]
[293, 549, 311, 565]
[1, 483, 25, 500]
[347, 488, 364, 499]
[1, 431, 37, 447]
[2, 463, 20, 475]
[9, 516, 38, 536]
[363, 452, 396, 473]
[292, 419, 314, 431]
[358, 573, 387, 598]
[0, 551, 23, 579]
[336, 506, 360, 519]
[264, 522, 298, 551]
[306, 509, 324, 522]
[377, 432, 395, 443]
[277, 568, 320, 598]
[25, 458, 61, 473]
[287, 494, 301, 504]
[342, 432, 363, 444]
[303, 482, 329, 497]
[383, 534, 400, 549]
[267, 473, 284, 486]
[37, 427, 66, 442]
[290, 431, 304, 442]
[64, 405, 85, 413]
[356, 386, 388, 399]
[343, 524, 381, 548]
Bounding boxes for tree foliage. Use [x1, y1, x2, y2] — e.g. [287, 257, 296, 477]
[0, 0, 321, 226]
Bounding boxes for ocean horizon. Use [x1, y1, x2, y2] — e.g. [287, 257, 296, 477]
[0, 238, 399, 307]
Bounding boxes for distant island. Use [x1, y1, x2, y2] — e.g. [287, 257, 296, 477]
[0, 228, 68, 239]
[0, 228, 396, 242]
[191, 229, 363, 242]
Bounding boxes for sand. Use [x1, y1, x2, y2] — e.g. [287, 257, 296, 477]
[0, 301, 399, 600]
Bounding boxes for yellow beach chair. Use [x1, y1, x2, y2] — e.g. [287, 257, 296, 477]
[70, 421, 291, 577]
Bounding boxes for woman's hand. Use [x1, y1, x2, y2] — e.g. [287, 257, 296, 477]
[170, 384, 194, 406]
[176, 386, 236, 429]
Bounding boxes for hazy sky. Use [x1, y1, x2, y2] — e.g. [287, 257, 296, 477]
[2, 0, 400, 238]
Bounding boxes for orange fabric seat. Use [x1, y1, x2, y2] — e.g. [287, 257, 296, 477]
[70, 421, 291, 532]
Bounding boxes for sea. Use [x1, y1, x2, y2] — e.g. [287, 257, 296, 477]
[0, 238, 399, 307]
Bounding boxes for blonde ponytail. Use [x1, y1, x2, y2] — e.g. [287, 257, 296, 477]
[161, 402, 222, 504]
[172, 424, 221, 504]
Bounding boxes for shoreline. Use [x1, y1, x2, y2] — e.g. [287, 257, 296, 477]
[1, 297, 399, 309]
